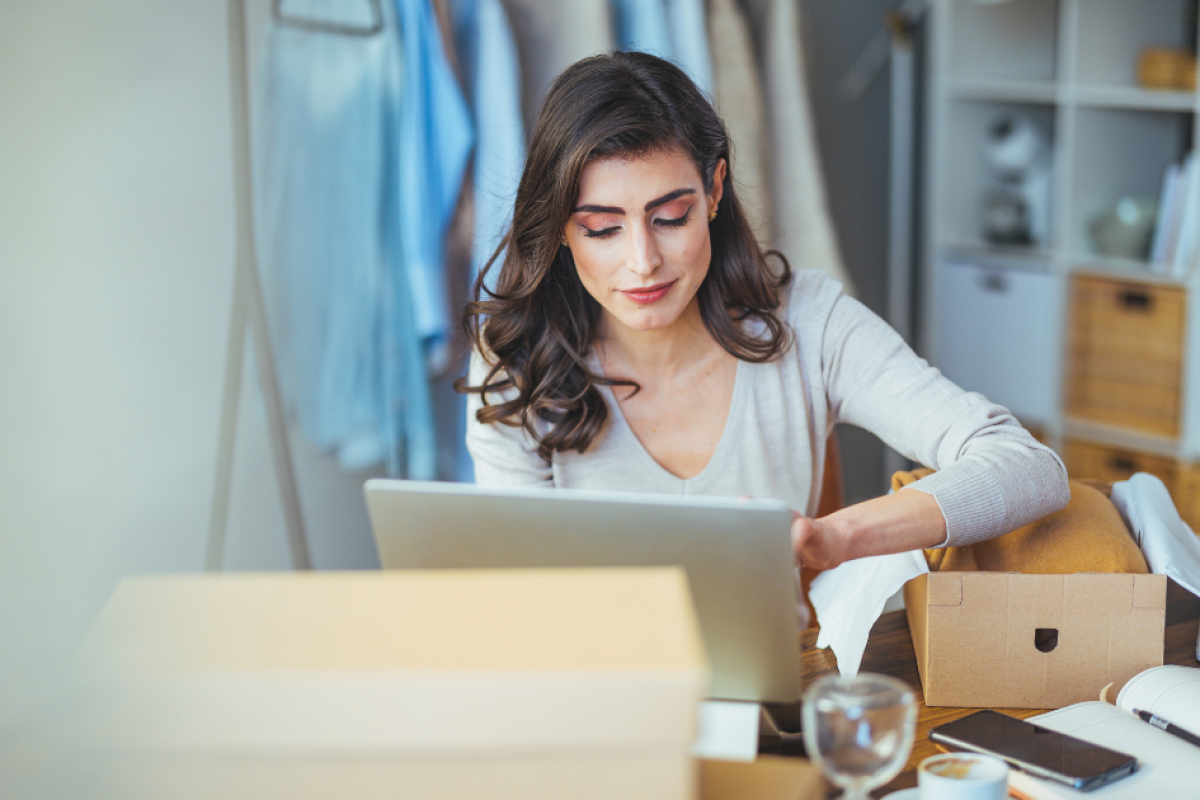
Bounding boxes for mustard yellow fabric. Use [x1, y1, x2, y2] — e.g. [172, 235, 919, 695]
[891, 470, 1148, 574]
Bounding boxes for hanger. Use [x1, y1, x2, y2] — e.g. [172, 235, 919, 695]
[272, 0, 384, 37]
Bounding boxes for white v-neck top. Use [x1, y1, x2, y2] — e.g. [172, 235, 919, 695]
[465, 269, 1069, 548]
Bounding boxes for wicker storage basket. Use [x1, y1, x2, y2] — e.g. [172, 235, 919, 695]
[1063, 438, 1178, 493]
[1138, 47, 1198, 91]
[1066, 275, 1186, 438]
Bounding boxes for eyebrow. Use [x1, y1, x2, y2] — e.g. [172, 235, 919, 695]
[572, 188, 696, 215]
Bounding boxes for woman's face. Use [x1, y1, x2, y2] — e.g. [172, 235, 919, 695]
[564, 148, 725, 336]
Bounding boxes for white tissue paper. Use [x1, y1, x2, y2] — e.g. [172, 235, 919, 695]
[1110, 473, 1200, 659]
[809, 549, 929, 677]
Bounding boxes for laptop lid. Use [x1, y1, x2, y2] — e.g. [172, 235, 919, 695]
[364, 479, 801, 704]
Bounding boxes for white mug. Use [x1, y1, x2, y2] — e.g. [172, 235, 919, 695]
[917, 753, 1008, 800]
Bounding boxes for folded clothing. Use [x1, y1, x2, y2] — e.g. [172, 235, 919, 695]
[892, 469, 1148, 574]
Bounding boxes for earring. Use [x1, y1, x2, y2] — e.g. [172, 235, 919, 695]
[708, 207, 718, 223]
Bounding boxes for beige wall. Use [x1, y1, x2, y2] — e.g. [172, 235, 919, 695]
[0, 0, 377, 736]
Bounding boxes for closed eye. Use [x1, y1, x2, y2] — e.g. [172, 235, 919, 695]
[583, 225, 620, 239]
[655, 210, 691, 228]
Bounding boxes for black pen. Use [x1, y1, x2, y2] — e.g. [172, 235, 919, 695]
[1133, 709, 1200, 749]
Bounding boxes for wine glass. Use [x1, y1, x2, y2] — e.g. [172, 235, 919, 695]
[802, 673, 917, 800]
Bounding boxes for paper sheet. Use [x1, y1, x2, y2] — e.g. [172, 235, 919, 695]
[1110, 473, 1200, 658]
[808, 549, 929, 676]
[691, 700, 761, 762]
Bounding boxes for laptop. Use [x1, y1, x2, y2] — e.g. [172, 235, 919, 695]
[364, 479, 802, 709]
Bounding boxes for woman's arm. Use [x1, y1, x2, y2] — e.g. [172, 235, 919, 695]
[798, 288, 1069, 568]
[791, 487, 945, 569]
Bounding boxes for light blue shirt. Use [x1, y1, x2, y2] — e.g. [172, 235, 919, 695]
[665, 0, 712, 96]
[395, 0, 475, 347]
[611, 0, 673, 59]
[254, 0, 466, 479]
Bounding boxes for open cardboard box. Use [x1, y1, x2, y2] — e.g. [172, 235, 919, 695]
[71, 568, 709, 800]
[904, 571, 1166, 708]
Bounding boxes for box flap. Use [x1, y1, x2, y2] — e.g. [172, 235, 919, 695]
[700, 755, 823, 799]
[926, 573, 963, 606]
[1132, 573, 1167, 609]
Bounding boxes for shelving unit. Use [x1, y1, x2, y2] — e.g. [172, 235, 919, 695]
[920, 0, 1200, 525]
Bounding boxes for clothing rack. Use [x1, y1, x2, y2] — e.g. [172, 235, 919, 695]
[206, 0, 312, 571]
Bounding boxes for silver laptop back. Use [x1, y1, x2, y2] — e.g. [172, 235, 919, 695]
[365, 479, 800, 703]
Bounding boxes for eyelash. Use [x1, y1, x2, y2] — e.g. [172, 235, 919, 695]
[582, 210, 692, 239]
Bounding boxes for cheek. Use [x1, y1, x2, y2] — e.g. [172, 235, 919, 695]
[570, 250, 609, 296]
[669, 229, 712, 275]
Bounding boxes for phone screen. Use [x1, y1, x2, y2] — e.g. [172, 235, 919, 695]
[930, 711, 1137, 785]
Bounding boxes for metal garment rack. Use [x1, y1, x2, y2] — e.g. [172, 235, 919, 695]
[206, 0, 327, 571]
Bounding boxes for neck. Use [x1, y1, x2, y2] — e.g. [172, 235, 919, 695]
[596, 298, 717, 379]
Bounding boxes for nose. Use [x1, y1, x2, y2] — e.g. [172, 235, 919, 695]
[626, 222, 663, 278]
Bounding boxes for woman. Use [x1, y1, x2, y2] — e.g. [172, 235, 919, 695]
[458, 51, 1068, 572]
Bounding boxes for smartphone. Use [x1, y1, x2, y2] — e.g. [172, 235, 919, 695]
[928, 710, 1138, 792]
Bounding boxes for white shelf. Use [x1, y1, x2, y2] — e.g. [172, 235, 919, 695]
[1067, 106, 1189, 256]
[1074, 0, 1195, 89]
[924, 0, 1200, 471]
[949, 0, 1059, 84]
[1062, 417, 1180, 460]
[1068, 257, 1189, 287]
[940, 101, 1057, 248]
[1073, 85, 1198, 112]
[950, 79, 1058, 105]
[941, 240, 1054, 273]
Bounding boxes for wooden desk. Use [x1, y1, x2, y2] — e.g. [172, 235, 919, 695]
[768, 581, 1200, 795]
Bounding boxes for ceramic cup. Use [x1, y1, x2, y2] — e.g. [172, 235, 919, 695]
[917, 753, 1008, 800]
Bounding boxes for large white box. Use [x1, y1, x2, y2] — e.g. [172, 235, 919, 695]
[72, 569, 709, 800]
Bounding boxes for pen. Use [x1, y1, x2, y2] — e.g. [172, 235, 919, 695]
[1133, 709, 1200, 749]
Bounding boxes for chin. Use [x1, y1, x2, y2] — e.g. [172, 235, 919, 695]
[614, 307, 683, 331]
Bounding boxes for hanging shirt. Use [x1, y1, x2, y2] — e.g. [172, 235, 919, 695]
[464, 0, 525, 286]
[610, 0, 673, 59]
[664, 0, 712, 96]
[708, 0, 771, 244]
[501, 0, 614, 130]
[394, 0, 475, 353]
[740, 0, 856, 295]
[253, 0, 439, 478]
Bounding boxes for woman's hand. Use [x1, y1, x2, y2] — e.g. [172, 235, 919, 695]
[790, 512, 851, 570]
[789, 489, 948, 570]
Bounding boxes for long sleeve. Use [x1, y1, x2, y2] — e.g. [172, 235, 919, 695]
[464, 349, 554, 487]
[820, 292, 1069, 547]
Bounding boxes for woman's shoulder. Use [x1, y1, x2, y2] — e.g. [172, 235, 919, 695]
[780, 268, 849, 331]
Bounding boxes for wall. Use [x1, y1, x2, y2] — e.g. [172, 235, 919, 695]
[0, 1, 383, 749]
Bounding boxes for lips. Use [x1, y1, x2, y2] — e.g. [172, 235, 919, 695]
[621, 280, 676, 305]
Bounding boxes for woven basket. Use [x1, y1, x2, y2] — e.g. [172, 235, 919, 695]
[1138, 47, 1198, 91]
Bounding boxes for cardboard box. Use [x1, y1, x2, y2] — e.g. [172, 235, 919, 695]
[699, 756, 824, 800]
[904, 571, 1166, 708]
[72, 569, 709, 800]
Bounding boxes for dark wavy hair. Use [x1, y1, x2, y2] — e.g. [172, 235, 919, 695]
[456, 51, 792, 460]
